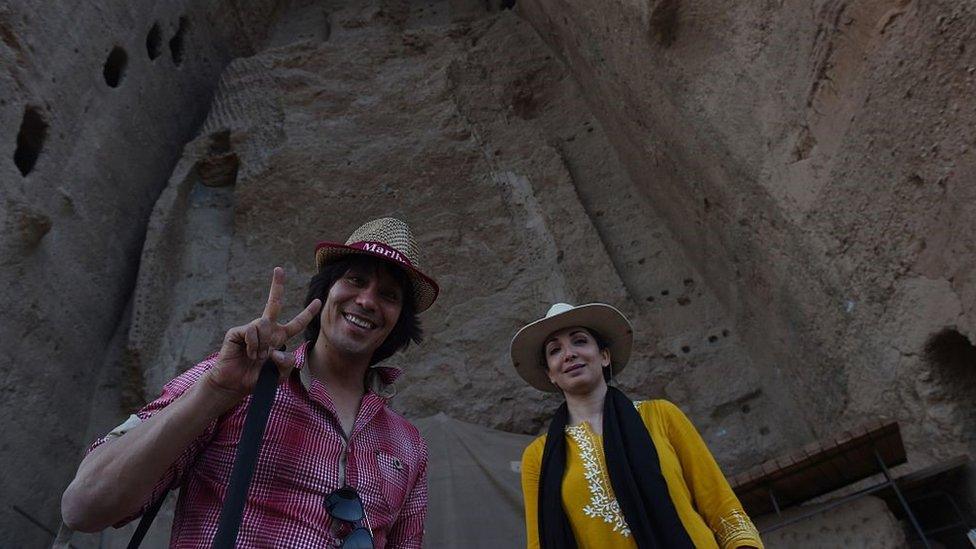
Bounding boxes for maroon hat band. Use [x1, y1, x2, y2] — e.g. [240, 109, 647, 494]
[350, 241, 414, 268]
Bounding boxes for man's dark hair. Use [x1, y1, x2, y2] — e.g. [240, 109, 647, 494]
[541, 326, 613, 383]
[303, 254, 423, 366]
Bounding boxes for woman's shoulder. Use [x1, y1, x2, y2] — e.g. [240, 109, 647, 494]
[524, 433, 547, 454]
[632, 398, 688, 426]
[632, 397, 680, 412]
[634, 398, 674, 411]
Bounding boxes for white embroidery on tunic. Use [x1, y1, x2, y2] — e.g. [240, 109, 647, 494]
[716, 508, 761, 548]
[565, 424, 632, 538]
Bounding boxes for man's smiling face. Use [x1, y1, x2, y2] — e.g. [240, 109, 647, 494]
[319, 259, 404, 361]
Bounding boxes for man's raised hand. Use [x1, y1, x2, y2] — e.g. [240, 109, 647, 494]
[204, 267, 322, 407]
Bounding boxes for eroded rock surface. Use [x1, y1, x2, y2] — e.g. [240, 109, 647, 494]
[127, 0, 796, 468]
[2, 0, 975, 545]
[518, 0, 976, 469]
[0, 1, 280, 545]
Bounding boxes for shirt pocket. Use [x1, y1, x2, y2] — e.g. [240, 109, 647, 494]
[375, 450, 411, 514]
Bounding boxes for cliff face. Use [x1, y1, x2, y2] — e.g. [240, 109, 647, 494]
[2, 0, 974, 545]
[516, 0, 976, 460]
[0, 1, 279, 545]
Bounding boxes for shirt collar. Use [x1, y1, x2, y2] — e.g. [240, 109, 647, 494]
[293, 340, 403, 392]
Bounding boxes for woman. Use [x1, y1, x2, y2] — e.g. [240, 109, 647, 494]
[513, 303, 763, 549]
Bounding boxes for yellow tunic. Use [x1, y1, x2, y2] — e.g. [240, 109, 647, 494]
[521, 400, 763, 549]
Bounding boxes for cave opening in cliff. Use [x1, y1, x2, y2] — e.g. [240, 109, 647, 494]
[924, 328, 976, 443]
[195, 129, 240, 187]
[13, 106, 47, 176]
[103, 46, 128, 87]
[170, 16, 189, 66]
[146, 23, 163, 60]
[924, 328, 976, 376]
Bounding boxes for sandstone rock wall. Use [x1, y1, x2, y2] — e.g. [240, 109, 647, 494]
[517, 0, 976, 470]
[756, 496, 908, 548]
[73, 0, 808, 545]
[0, 1, 282, 545]
[3, 0, 975, 545]
[122, 0, 803, 469]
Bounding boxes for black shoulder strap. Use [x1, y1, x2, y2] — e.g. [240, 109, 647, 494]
[211, 359, 280, 548]
[126, 491, 166, 549]
[127, 358, 280, 549]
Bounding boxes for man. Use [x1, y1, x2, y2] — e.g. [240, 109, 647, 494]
[62, 218, 438, 548]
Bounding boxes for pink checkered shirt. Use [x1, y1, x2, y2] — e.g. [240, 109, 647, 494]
[89, 341, 428, 548]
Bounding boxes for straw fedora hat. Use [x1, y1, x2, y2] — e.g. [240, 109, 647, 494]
[510, 302, 633, 392]
[315, 217, 439, 312]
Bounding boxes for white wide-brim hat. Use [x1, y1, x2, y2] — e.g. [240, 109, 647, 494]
[315, 217, 439, 312]
[510, 303, 633, 392]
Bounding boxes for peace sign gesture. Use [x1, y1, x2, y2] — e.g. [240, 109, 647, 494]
[203, 267, 322, 409]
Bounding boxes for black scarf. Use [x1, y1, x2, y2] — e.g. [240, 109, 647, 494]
[537, 386, 694, 548]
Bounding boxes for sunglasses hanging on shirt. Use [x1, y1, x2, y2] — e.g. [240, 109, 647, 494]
[325, 486, 374, 549]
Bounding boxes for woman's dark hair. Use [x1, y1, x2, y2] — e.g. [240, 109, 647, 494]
[303, 254, 423, 366]
[541, 327, 613, 383]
